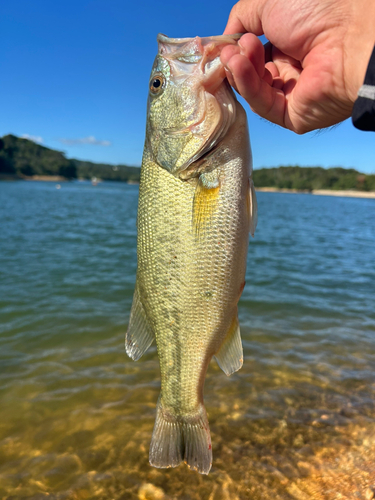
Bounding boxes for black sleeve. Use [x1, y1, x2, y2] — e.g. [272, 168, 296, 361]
[352, 46, 375, 131]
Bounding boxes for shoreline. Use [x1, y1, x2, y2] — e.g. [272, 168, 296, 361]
[24, 175, 68, 182]
[1, 177, 374, 199]
[256, 187, 375, 199]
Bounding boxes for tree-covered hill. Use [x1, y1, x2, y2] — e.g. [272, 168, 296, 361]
[253, 166, 375, 191]
[0, 134, 76, 178]
[0, 134, 140, 181]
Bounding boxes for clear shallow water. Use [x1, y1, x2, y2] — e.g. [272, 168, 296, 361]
[1, 180, 375, 500]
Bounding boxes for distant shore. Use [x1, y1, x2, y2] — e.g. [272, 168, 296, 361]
[1, 176, 375, 199]
[25, 175, 68, 182]
[0, 174, 68, 182]
[256, 187, 375, 199]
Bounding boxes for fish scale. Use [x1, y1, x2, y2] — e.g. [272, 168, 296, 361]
[126, 33, 257, 474]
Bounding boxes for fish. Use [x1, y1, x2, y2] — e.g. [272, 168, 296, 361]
[125, 33, 257, 475]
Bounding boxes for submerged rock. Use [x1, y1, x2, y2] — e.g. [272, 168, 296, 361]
[138, 483, 167, 500]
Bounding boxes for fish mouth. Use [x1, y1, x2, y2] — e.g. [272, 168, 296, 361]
[156, 33, 243, 45]
[156, 33, 243, 64]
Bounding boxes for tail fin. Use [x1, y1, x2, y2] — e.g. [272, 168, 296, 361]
[149, 400, 212, 475]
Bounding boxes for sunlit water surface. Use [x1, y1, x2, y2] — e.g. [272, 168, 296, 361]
[1, 181, 375, 500]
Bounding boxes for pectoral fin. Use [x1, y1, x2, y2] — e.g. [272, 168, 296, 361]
[247, 178, 258, 237]
[125, 285, 154, 361]
[193, 171, 220, 238]
[214, 312, 243, 376]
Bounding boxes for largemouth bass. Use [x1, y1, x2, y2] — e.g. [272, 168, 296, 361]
[126, 33, 257, 475]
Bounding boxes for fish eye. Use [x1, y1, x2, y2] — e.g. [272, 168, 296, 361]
[150, 74, 165, 95]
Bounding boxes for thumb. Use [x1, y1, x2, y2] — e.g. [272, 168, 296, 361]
[223, 1, 264, 36]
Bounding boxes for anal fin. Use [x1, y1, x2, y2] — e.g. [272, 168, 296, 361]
[214, 312, 243, 376]
[125, 284, 154, 361]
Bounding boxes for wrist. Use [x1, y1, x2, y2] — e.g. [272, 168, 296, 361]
[345, 1, 375, 103]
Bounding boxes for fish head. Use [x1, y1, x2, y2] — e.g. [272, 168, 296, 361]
[146, 33, 241, 176]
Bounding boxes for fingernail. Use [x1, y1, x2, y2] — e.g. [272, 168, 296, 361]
[220, 53, 229, 68]
[238, 40, 245, 54]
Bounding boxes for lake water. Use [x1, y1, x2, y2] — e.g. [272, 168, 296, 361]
[1, 180, 375, 500]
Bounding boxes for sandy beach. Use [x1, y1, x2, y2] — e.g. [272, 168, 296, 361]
[24, 175, 68, 182]
[256, 187, 375, 199]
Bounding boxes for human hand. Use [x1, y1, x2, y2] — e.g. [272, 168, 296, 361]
[221, 0, 375, 133]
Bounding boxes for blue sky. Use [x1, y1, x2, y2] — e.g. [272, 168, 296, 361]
[1, 0, 374, 172]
